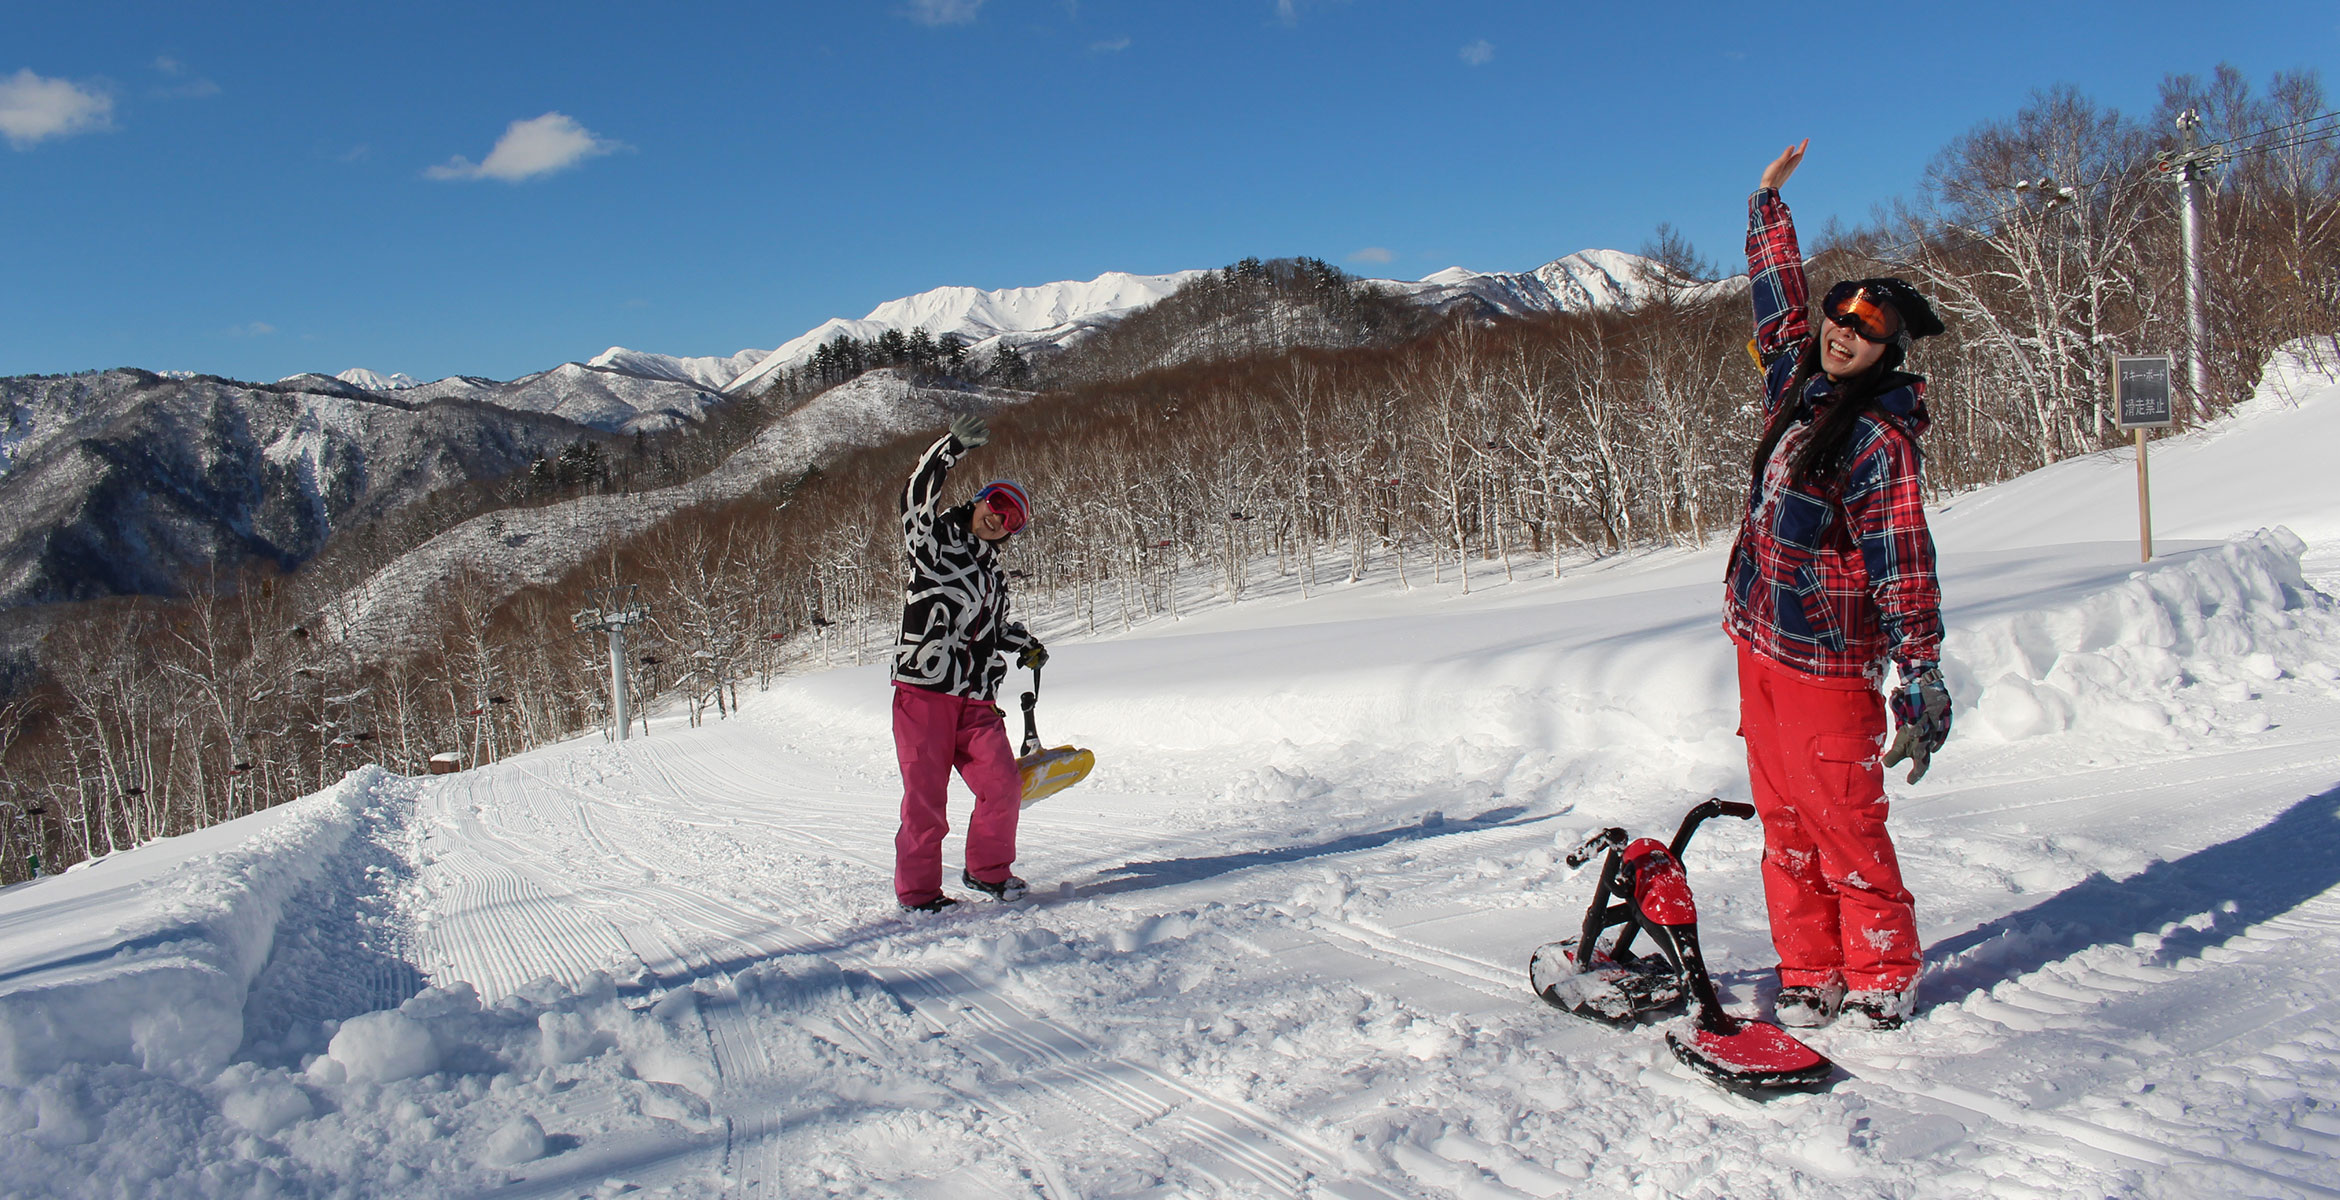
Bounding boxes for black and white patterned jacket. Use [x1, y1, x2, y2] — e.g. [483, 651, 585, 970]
[891, 432, 1036, 700]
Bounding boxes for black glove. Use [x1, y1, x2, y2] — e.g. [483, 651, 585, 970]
[1017, 641, 1048, 671]
[949, 413, 989, 448]
[1882, 664, 1952, 784]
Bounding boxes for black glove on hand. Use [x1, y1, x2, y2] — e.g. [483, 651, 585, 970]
[1882, 664, 1952, 784]
[949, 413, 989, 448]
[1017, 641, 1048, 671]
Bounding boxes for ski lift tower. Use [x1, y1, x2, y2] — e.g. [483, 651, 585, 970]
[2153, 108, 2228, 420]
[575, 585, 651, 741]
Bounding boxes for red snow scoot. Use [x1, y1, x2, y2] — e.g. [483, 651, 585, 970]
[1528, 798, 1834, 1096]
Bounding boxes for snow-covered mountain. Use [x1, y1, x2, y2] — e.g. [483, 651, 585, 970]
[390, 363, 728, 436]
[0, 371, 602, 611]
[584, 346, 771, 392]
[714, 253, 1729, 395]
[0, 245, 1727, 623]
[1392, 249, 1744, 319]
[329, 370, 1020, 651]
[720, 269, 1210, 396]
[330, 367, 420, 391]
[311, 249, 1722, 423]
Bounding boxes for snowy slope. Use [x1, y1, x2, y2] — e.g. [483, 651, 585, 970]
[8, 358, 2340, 1198]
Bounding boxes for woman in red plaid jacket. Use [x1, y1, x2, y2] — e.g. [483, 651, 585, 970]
[1727, 140, 1953, 1032]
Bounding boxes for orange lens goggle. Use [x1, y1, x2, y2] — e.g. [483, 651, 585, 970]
[1824, 284, 1902, 343]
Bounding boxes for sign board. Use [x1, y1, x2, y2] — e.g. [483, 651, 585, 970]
[2115, 355, 2174, 429]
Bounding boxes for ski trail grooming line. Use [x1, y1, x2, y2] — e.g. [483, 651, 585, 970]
[869, 956, 1410, 1200]
[1305, 915, 1524, 998]
[1840, 853, 2340, 1196]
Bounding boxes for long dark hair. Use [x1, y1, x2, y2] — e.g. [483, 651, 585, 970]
[1748, 337, 1907, 488]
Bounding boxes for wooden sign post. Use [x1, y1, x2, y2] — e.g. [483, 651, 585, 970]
[2114, 355, 2174, 562]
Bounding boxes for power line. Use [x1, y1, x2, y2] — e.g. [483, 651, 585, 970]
[1855, 108, 2340, 269]
[2196, 108, 2340, 156]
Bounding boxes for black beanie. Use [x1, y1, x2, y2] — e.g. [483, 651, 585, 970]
[1855, 277, 1945, 341]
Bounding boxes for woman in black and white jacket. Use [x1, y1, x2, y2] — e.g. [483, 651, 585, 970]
[890, 413, 1045, 912]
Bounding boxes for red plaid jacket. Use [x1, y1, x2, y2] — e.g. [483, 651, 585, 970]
[1724, 189, 1943, 682]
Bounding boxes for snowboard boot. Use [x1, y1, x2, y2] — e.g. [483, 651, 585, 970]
[1841, 988, 1915, 1031]
[1773, 979, 1846, 1028]
[900, 895, 960, 914]
[961, 870, 1029, 902]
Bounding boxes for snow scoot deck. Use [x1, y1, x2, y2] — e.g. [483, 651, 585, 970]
[1016, 665, 1093, 807]
[1528, 798, 1833, 1097]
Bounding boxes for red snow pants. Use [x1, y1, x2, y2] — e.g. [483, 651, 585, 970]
[892, 682, 1023, 907]
[1736, 641, 1919, 993]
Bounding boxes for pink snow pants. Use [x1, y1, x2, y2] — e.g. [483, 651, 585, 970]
[1736, 642, 1920, 993]
[892, 682, 1023, 907]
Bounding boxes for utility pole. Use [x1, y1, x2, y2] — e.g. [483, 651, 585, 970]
[574, 585, 651, 741]
[2154, 109, 2227, 420]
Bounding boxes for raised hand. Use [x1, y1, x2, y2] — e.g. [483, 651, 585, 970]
[1761, 139, 1809, 192]
[949, 412, 990, 448]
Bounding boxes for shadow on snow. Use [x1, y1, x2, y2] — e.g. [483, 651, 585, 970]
[1922, 780, 2340, 1010]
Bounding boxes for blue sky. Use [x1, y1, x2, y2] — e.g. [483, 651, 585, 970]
[5, 1, 2333, 383]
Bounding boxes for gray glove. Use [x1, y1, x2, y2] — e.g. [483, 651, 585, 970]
[1882, 664, 1952, 784]
[949, 413, 989, 448]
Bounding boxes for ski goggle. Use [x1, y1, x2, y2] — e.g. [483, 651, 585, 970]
[979, 487, 1028, 534]
[1822, 282, 1903, 344]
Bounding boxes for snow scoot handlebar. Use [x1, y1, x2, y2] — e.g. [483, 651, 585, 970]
[1530, 798, 1832, 1097]
[1019, 665, 1044, 759]
[1015, 664, 1095, 807]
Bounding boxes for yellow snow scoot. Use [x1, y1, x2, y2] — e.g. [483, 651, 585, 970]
[1016, 665, 1093, 807]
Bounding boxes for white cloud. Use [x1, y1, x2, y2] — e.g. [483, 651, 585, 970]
[0, 69, 114, 149]
[1459, 40, 1494, 66]
[906, 0, 984, 25]
[1273, 0, 1349, 27]
[151, 56, 221, 98]
[1088, 36, 1132, 53]
[427, 112, 625, 182]
[1347, 247, 1394, 264]
[229, 321, 278, 337]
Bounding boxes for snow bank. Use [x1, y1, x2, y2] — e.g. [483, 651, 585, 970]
[0, 967, 762, 1199]
[0, 768, 397, 1085]
[1955, 528, 2340, 745]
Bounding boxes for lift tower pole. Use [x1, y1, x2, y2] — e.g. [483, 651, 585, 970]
[574, 586, 651, 740]
[2154, 108, 2227, 420]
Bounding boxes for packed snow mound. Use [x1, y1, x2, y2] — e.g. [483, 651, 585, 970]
[1952, 528, 2339, 745]
[0, 768, 396, 1085]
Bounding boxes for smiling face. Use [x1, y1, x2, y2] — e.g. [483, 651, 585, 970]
[971, 502, 1010, 541]
[1820, 318, 1889, 379]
